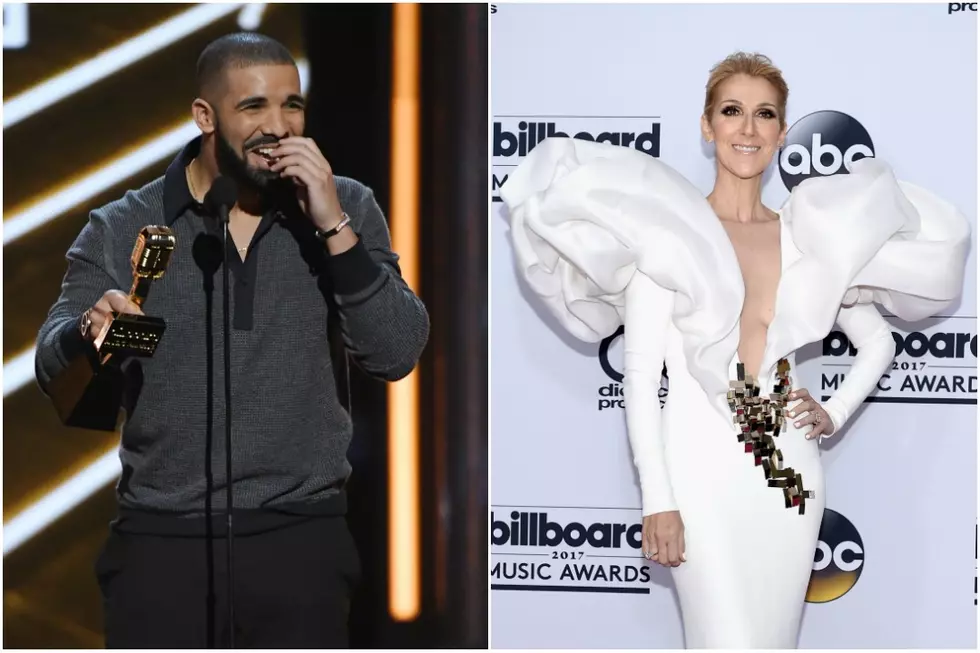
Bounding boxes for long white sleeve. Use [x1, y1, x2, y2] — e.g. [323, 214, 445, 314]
[623, 272, 679, 516]
[820, 302, 895, 438]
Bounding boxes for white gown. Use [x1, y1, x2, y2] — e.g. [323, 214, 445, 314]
[500, 138, 969, 648]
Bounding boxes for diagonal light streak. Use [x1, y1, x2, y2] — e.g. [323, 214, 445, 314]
[2, 59, 310, 246]
[3, 448, 121, 556]
[3, 122, 201, 245]
[2, 3, 247, 129]
[237, 3, 268, 30]
[3, 348, 38, 398]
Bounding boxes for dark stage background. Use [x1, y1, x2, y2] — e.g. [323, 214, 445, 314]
[2, 3, 487, 648]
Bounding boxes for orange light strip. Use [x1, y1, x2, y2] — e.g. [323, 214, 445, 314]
[388, 1, 421, 622]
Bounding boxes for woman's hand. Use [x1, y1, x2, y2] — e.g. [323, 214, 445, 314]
[642, 510, 686, 567]
[787, 387, 835, 440]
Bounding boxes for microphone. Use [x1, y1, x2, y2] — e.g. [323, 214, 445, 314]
[203, 175, 237, 648]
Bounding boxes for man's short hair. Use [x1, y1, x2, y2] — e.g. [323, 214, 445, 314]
[196, 32, 296, 100]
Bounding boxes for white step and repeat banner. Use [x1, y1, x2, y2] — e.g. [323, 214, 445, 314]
[490, 2, 977, 649]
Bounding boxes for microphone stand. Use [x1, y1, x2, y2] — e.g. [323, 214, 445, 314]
[219, 203, 236, 648]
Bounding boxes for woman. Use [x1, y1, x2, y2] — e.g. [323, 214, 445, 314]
[501, 52, 969, 648]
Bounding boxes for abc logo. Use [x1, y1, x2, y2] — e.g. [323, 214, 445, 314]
[779, 111, 875, 191]
[806, 508, 865, 603]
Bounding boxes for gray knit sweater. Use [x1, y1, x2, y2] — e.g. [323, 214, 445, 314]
[35, 138, 429, 518]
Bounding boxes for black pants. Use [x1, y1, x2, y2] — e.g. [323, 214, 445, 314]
[95, 517, 361, 648]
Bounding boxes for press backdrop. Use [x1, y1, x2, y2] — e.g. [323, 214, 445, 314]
[490, 2, 977, 648]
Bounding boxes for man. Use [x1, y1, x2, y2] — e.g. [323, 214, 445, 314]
[34, 33, 429, 648]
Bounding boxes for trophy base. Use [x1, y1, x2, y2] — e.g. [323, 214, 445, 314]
[95, 313, 166, 362]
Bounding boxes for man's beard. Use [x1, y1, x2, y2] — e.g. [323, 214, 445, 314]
[214, 121, 291, 199]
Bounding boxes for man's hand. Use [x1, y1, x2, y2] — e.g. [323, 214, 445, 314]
[642, 510, 686, 568]
[269, 136, 344, 231]
[83, 290, 143, 343]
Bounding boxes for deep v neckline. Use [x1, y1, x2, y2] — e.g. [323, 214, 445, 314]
[722, 212, 785, 383]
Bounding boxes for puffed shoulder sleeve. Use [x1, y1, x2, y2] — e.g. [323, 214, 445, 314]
[500, 137, 744, 408]
[500, 138, 652, 341]
[784, 157, 970, 322]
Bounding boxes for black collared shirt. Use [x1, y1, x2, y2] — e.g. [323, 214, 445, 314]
[162, 137, 367, 332]
[35, 136, 430, 535]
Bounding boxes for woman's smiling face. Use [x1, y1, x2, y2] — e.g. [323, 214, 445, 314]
[701, 73, 787, 181]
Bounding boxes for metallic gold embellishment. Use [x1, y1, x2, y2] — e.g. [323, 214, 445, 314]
[727, 358, 815, 515]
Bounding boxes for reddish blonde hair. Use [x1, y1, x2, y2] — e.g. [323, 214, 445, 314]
[704, 52, 789, 129]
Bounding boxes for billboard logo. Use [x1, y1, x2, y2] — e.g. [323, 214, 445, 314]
[491, 115, 661, 201]
[493, 120, 660, 160]
[490, 505, 654, 594]
[820, 318, 977, 405]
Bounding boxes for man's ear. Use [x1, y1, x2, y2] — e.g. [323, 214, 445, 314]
[192, 98, 216, 135]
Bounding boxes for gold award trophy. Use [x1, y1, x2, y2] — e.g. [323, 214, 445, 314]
[92, 226, 176, 364]
[49, 226, 176, 430]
